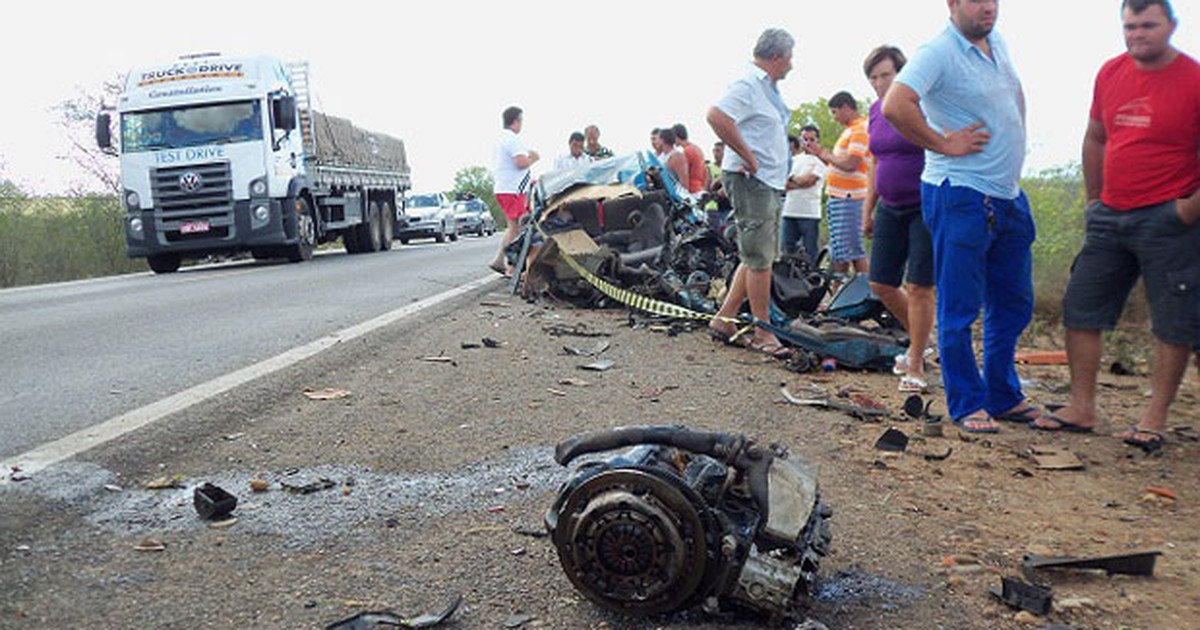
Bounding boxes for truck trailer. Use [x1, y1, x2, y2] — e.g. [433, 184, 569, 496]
[97, 54, 411, 273]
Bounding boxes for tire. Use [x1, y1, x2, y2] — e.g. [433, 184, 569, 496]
[363, 201, 383, 252]
[286, 197, 316, 262]
[147, 253, 181, 274]
[448, 222, 459, 242]
[378, 201, 394, 251]
[251, 248, 275, 261]
[435, 222, 447, 244]
[399, 237, 409, 245]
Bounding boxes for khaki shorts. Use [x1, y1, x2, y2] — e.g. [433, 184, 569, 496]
[725, 172, 782, 270]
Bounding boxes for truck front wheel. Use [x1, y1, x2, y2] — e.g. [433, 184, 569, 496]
[287, 197, 316, 262]
[147, 253, 182, 274]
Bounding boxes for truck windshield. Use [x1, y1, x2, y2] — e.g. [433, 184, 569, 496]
[121, 101, 263, 153]
[408, 195, 440, 208]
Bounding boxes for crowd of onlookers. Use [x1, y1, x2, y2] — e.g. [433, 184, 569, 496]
[491, 0, 1198, 455]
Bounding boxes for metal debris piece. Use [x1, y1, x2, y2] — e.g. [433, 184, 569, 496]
[579, 359, 615, 372]
[280, 477, 337, 495]
[304, 388, 352, 400]
[563, 340, 611, 357]
[1023, 551, 1162, 577]
[133, 537, 166, 552]
[543, 323, 610, 338]
[781, 387, 890, 420]
[989, 576, 1052, 615]
[419, 356, 456, 365]
[503, 613, 536, 628]
[922, 447, 953, 461]
[874, 428, 909, 452]
[558, 377, 590, 387]
[482, 337, 503, 348]
[325, 594, 463, 630]
[460, 341, 482, 349]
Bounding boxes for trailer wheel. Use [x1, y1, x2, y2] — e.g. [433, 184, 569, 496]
[147, 253, 181, 274]
[287, 197, 316, 262]
[365, 201, 384, 252]
[378, 201, 394, 251]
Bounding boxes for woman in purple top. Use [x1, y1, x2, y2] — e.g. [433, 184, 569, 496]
[863, 45, 935, 393]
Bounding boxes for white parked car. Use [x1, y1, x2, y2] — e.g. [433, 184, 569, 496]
[396, 192, 457, 244]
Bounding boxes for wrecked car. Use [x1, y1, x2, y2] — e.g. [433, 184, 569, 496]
[545, 425, 832, 622]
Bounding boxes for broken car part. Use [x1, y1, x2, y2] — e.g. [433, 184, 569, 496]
[545, 425, 832, 621]
[874, 428, 909, 452]
[1023, 551, 1162, 577]
[324, 594, 462, 630]
[989, 576, 1053, 616]
[780, 387, 890, 420]
[193, 483, 238, 520]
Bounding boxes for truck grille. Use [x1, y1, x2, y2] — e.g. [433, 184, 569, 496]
[151, 162, 233, 218]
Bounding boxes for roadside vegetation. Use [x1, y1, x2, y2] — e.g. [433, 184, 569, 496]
[0, 183, 145, 287]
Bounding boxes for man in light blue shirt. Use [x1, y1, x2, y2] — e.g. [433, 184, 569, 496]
[884, 0, 1041, 433]
[706, 28, 794, 357]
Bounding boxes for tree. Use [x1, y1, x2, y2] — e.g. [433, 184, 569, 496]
[52, 76, 124, 195]
[788, 97, 871, 149]
[452, 165, 503, 224]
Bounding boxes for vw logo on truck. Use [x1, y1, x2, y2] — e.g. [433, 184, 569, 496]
[178, 171, 203, 193]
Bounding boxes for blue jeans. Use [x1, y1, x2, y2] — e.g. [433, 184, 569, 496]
[922, 180, 1036, 420]
[780, 216, 820, 264]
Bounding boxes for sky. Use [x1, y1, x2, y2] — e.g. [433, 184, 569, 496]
[0, 1, 1196, 194]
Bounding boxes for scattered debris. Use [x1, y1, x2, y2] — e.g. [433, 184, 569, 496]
[636, 384, 679, 400]
[513, 527, 549, 539]
[193, 483, 238, 520]
[280, 477, 337, 495]
[562, 340, 611, 357]
[781, 386, 890, 420]
[483, 337, 504, 348]
[104, 484, 123, 492]
[419, 356, 456, 366]
[1110, 360, 1138, 376]
[558, 377, 590, 387]
[146, 474, 186, 490]
[479, 301, 511, 308]
[223, 432, 246, 441]
[546, 388, 567, 397]
[304, 388, 352, 401]
[460, 341, 481, 349]
[1145, 486, 1177, 501]
[874, 428, 909, 452]
[486, 505, 506, 514]
[989, 576, 1053, 615]
[579, 358, 615, 372]
[249, 479, 270, 493]
[208, 517, 238, 529]
[542, 323, 610, 338]
[922, 447, 953, 462]
[1023, 551, 1162, 577]
[1029, 446, 1085, 471]
[133, 537, 166, 552]
[324, 594, 463, 630]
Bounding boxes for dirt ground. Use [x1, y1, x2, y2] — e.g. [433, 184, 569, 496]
[2, 283, 1198, 630]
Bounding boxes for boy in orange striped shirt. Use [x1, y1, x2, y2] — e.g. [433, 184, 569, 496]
[806, 91, 871, 276]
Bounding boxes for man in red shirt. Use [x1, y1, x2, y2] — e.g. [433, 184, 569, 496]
[1033, 0, 1199, 454]
[672, 123, 710, 196]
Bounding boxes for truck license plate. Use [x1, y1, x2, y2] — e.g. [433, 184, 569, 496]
[180, 220, 210, 234]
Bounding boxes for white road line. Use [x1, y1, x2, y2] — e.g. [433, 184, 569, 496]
[1, 274, 499, 484]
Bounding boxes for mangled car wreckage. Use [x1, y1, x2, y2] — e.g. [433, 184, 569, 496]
[507, 153, 910, 372]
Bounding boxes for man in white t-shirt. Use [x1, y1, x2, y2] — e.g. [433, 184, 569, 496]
[552, 131, 591, 173]
[781, 126, 827, 264]
[490, 105, 539, 276]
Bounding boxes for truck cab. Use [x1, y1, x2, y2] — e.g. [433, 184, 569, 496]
[98, 53, 410, 273]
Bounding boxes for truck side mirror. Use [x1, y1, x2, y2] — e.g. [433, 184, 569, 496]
[96, 112, 113, 151]
[273, 96, 296, 132]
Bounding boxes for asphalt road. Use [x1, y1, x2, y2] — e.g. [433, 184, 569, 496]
[0, 235, 501, 459]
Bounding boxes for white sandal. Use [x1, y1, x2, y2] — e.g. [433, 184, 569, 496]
[893, 348, 935, 376]
[898, 375, 928, 393]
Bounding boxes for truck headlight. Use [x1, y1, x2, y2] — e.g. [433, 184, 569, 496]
[124, 190, 140, 210]
[129, 217, 144, 234]
[253, 205, 269, 221]
[249, 178, 268, 197]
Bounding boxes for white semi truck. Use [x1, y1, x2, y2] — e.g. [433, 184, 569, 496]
[97, 54, 411, 273]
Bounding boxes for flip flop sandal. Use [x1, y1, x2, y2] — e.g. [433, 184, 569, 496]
[893, 348, 935, 376]
[995, 405, 1045, 424]
[1121, 426, 1166, 454]
[952, 415, 1000, 434]
[748, 340, 791, 358]
[1030, 414, 1094, 433]
[898, 375, 928, 393]
[710, 325, 749, 347]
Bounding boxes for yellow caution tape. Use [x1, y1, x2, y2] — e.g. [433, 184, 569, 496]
[555, 247, 716, 322]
